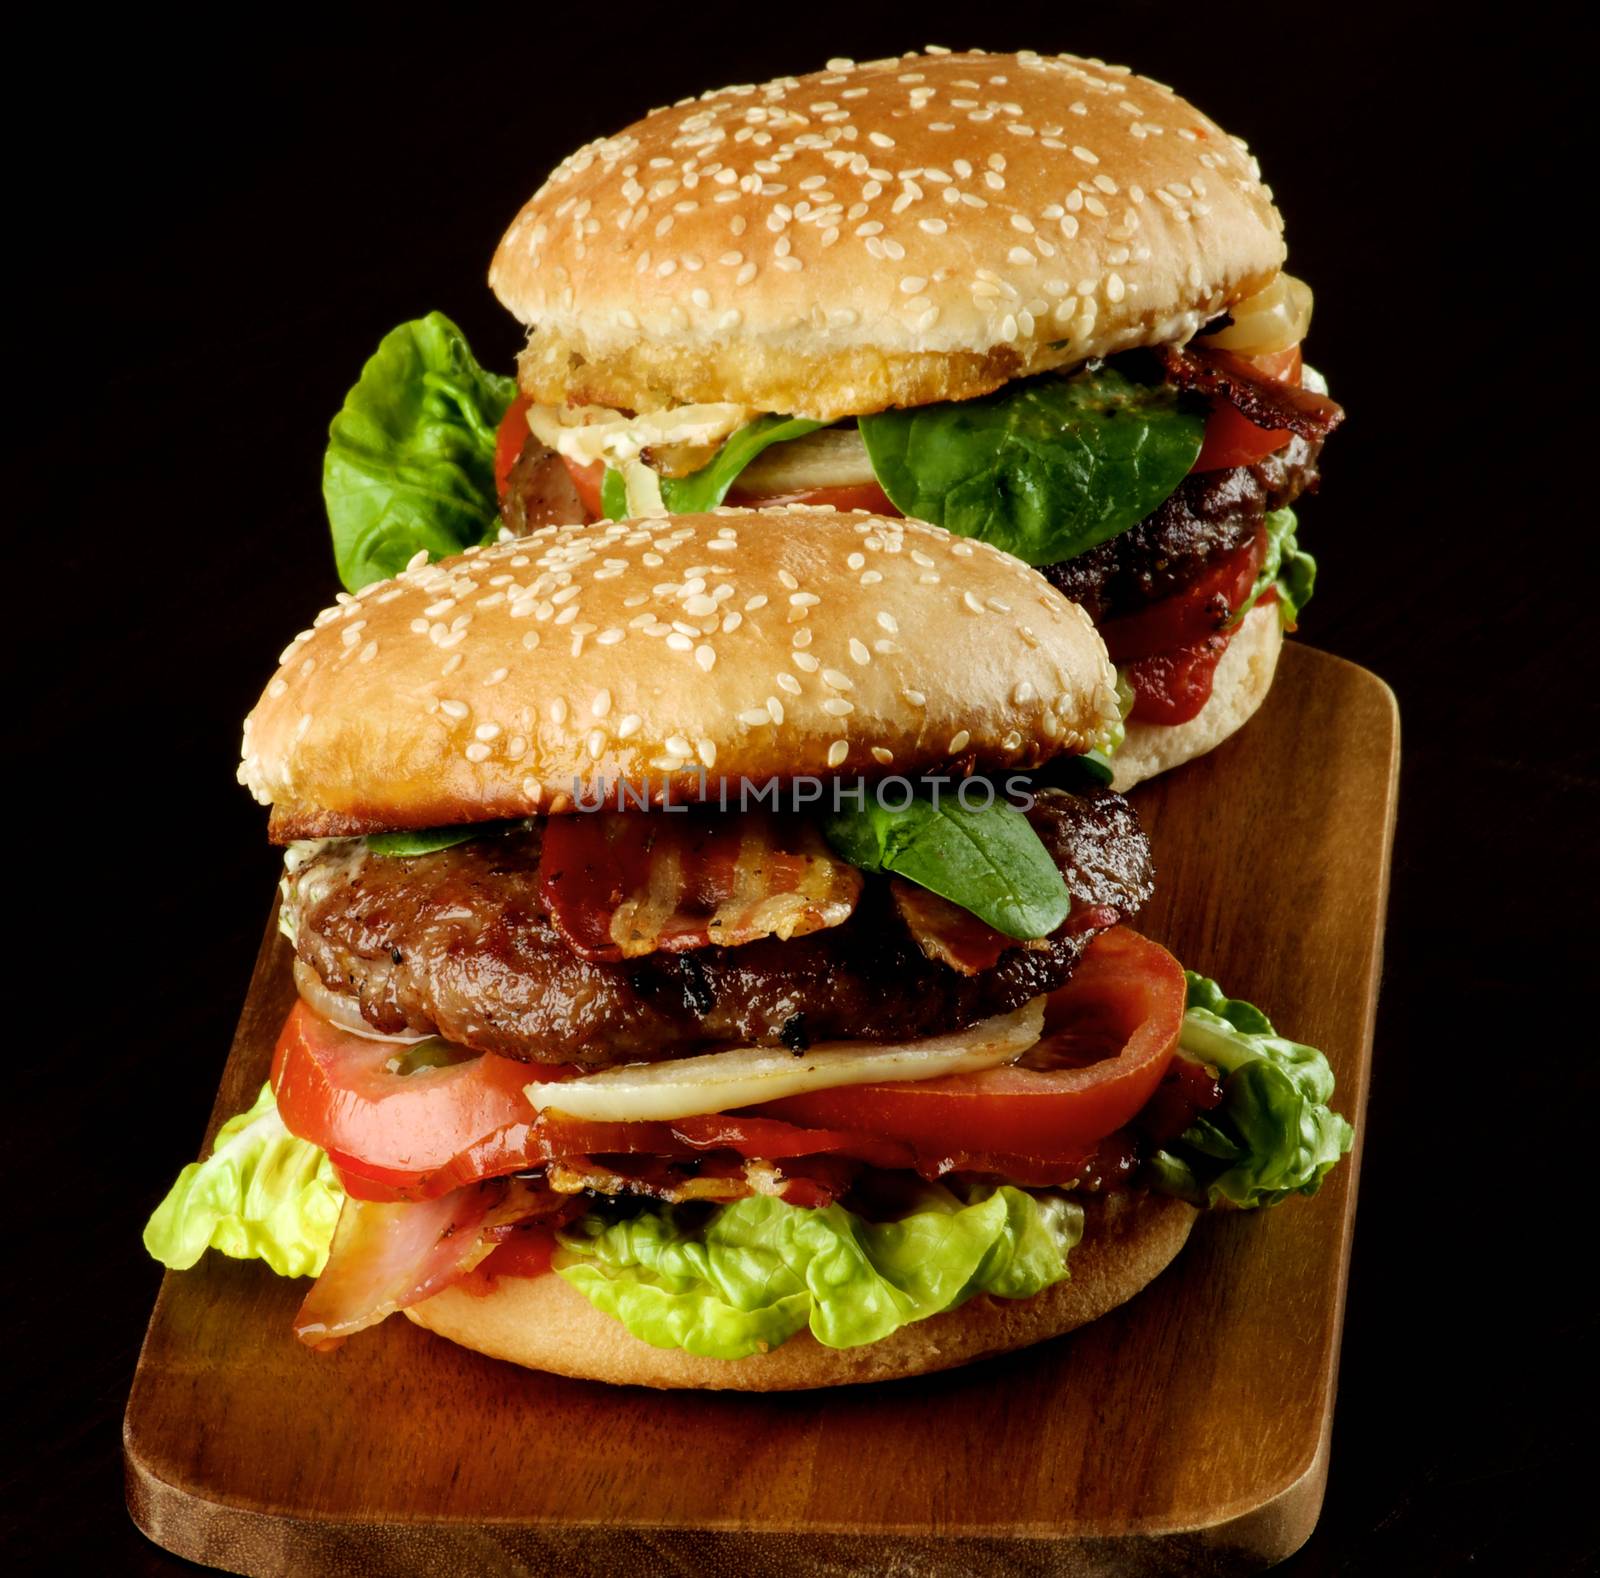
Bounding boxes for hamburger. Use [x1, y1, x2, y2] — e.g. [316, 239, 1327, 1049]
[146, 507, 1352, 1388]
[322, 48, 1342, 791]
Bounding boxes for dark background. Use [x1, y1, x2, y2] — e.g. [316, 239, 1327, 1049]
[9, 5, 1594, 1572]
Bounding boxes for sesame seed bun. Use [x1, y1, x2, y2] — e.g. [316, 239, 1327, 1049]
[241, 508, 1119, 840]
[491, 49, 1284, 421]
[1109, 602, 1282, 792]
[404, 1191, 1196, 1389]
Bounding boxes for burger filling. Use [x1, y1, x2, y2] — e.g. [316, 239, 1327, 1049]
[282, 788, 1152, 1065]
[148, 782, 1353, 1359]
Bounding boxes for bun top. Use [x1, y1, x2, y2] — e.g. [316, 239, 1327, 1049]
[242, 508, 1119, 840]
[492, 48, 1285, 421]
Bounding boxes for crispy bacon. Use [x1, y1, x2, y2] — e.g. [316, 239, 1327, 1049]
[1160, 343, 1345, 440]
[544, 1149, 860, 1209]
[892, 878, 1124, 977]
[539, 808, 862, 962]
[293, 1178, 558, 1348]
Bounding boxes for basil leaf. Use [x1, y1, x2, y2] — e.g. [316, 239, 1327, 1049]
[599, 416, 827, 519]
[824, 793, 1071, 940]
[1232, 507, 1317, 629]
[323, 313, 515, 592]
[859, 365, 1205, 566]
[364, 821, 521, 857]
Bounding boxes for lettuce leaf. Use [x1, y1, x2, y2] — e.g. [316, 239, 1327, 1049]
[323, 312, 515, 592]
[858, 364, 1205, 566]
[555, 1185, 1082, 1358]
[1151, 974, 1354, 1210]
[143, 1085, 344, 1277]
[1234, 507, 1316, 629]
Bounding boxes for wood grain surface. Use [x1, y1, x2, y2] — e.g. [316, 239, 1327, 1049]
[123, 642, 1398, 1577]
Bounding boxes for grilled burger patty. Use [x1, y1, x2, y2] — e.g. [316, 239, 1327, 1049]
[285, 789, 1154, 1067]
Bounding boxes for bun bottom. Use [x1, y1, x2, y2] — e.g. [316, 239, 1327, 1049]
[1110, 604, 1283, 792]
[404, 1191, 1198, 1390]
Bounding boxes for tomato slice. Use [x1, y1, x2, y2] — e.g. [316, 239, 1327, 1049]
[493, 395, 532, 499]
[1099, 529, 1267, 664]
[1191, 345, 1303, 473]
[558, 455, 606, 518]
[755, 928, 1185, 1155]
[273, 928, 1184, 1196]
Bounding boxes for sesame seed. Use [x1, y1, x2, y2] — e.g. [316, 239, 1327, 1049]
[948, 730, 971, 752]
[827, 740, 849, 767]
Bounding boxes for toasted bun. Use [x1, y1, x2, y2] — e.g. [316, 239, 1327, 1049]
[405, 1191, 1196, 1389]
[1110, 602, 1282, 792]
[242, 508, 1118, 839]
[492, 49, 1284, 421]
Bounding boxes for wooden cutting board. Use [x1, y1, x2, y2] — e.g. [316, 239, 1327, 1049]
[124, 642, 1398, 1576]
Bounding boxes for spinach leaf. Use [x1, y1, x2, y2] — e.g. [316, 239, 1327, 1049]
[323, 313, 515, 591]
[599, 415, 826, 518]
[824, 793, 1070, 940]
[364, 820, 522, 858]
[1233, 507, 1316, 628]
[858, 365, 1205, 566]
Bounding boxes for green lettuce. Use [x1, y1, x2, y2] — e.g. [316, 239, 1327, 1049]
[1151, 974, 1354, 1210]
[144, 1085, 343, 1277]
[323, 312, 515, 592]
[555, 1185, 1082, 1358]
[1234, 507, 1316, 629]
[599, 415, 826, 518]
[858, 364, 1205, 566]
[823, 792, 1071, 940]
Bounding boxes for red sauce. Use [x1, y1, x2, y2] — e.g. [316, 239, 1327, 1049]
[1123, 589, 1278, 725]
[455, 1225, 559, 1295]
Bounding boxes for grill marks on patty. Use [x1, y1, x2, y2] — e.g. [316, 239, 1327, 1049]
[287, 789, 1153, 1068]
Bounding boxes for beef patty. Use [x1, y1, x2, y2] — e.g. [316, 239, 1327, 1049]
[285, 788, 1154, 1067]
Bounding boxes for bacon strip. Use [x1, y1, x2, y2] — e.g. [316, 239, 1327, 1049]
[293, 1179, 555, 1348]
[892, 880, 1123, 976]
[1160, 343, 1345, 440]
[539, 808, 862, 961]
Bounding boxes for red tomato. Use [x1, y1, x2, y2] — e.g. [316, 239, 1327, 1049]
[1098, 529, 1267, 663]
[273, 928, 1184, 1196]
[560, 456, 607, 518]
[1191, 345, 1302, 473]
[756, 928, 1186, 1155]
[726, 480, 900, 515]
[493, 396, 532, 499]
